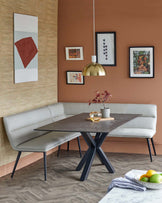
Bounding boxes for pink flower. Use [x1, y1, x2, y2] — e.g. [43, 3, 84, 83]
[89, 90, 112, 108]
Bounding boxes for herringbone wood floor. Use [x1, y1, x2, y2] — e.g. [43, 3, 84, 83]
[0, 150, 162, 203]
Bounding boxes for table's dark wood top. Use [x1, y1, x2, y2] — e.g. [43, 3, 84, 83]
[35, 113, 140, 133]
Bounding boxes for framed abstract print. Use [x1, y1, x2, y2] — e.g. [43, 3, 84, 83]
[129, 46, 154, 78]
[96, 32, 116, 66]
[66, 71, 84, 85]
[65, 47, 84, 60]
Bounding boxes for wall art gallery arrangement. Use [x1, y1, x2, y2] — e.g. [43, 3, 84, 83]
[65, 33, 154, 86]
[14, 13, 38, 83]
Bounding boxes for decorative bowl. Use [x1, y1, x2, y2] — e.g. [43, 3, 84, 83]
[134, 176, 162, 190]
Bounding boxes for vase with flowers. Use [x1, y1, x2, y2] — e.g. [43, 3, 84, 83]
[89, 90, 112, 118]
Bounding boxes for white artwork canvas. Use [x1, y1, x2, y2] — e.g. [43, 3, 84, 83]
[14, 13, 38, 83]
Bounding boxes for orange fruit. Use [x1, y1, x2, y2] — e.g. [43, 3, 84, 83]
[145, 170, 157, 178]
[140, 174, 148, 180]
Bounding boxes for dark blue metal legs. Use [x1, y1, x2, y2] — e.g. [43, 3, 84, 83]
[80, 147, 96, 181]
[67, 141, 70, 151]
[43, 152, 47, 181]
[146, 138, 157, 162]
[11, 151, 22, 178]
[77, 137, 82, 157]
[151, 138, 156, 156]
[76, 148, 91, 171]
[57, 145, 61, 157]
[147, 138, 152, 162]
[11, 151, 47, 181]
[57, 137, 82, 157]
[77, 132, 115, 181]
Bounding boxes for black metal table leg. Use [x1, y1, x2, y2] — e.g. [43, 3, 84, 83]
[96, 133, 115, 172]
[80, 147, 96, 181]
[96, 147, 114, 173]
[76, 148, 91, 171]
[76, 132, 115, 181]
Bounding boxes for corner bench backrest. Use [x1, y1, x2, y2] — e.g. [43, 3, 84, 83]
[62, 102, 157, 118]
[3, 106, 52, 148]
[48, 103, 65, 118]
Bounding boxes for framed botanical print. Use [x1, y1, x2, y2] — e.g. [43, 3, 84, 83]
[129, 46, 154, 78]
[66, 71, 84, 85]
[96, 32, 116, 66]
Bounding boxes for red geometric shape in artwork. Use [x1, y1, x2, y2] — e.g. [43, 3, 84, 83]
[15, 37, 38, 68]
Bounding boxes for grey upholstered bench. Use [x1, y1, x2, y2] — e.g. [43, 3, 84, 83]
[3, 103, 82, 181]
[3, 102, 157, 180]
[65, 103, 157, 162]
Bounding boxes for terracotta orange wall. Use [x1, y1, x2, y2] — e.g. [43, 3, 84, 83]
[58, 0, 162, 154]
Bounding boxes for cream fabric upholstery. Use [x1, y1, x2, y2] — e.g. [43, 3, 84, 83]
[109, 128, 155, 138]
[3, 104, 79, 152]
[3, 102, 157, 153]
[16, 131, 80, 152]
[62, 103, 157, 139]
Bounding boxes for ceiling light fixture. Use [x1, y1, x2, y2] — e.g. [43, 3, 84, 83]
[82, 0, 106, 76]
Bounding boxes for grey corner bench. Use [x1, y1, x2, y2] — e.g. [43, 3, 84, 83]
[3, 102, 157, 180]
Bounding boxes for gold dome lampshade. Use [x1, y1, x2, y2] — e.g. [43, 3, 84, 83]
[82, 62, 106, 76]
[82, 0, 106, 77]
[82, 56, 106, 76]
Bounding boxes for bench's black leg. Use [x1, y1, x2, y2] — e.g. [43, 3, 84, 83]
[77, 137, 82, 157]
[146, 138, 152, 162]
[43, 152, 47, 181]
[57, 145, 61, 157]
[151, 138, 156, 156]
[67, 141, 70, 151]
[11, 151, 22, 178]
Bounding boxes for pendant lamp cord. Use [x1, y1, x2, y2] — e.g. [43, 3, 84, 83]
[93, 0, 96, 56]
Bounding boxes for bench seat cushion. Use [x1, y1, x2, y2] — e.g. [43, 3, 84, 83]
[119, 117, 156, 130]
[16, 131, 80, 152]
[11, 118, 53, 147]
[109, 128, 155, 138]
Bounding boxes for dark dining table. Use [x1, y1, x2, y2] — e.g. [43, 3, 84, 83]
[36, 113, 140, 181]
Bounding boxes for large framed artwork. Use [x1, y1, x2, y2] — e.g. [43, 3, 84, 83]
[14, 13, 38, 83]
[96, 32, 116, 66]
[65, 47, 84, 60]
[129, 46, 154, 78]
[66, 71, 84, 85]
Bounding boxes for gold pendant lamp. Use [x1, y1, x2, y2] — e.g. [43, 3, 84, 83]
[82, 0, 106, 76]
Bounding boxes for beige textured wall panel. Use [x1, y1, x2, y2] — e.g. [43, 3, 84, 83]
[0, 0, 58, 166]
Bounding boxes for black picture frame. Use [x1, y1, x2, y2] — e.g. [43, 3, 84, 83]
[66, 71, 84, 85]
[129, 46, 154, 78]
[96, 32, 116, 66]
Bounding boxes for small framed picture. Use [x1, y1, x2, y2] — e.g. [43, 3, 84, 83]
[66, 71, 84, 85]
[96, 32, 116, 66]
[65, 47, 84, 60]
[129, 46, 154, 78]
